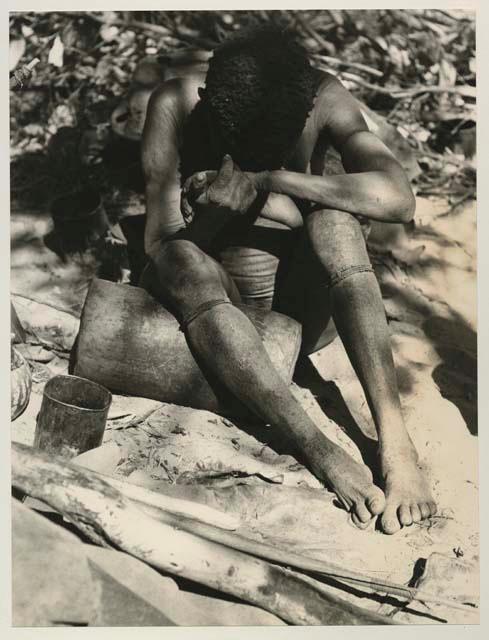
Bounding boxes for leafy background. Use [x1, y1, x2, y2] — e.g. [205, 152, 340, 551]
[10, 9, 476, 213]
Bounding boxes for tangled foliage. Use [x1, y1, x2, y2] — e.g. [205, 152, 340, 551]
[9, 9, 475, 210]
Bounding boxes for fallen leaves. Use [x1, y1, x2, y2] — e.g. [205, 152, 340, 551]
[9, 9, 476, 211]
[9, 38, 26, 71]
[47, 35, 64, 67]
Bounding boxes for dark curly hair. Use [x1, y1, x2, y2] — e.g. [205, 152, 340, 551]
[180, 25, 322, 183]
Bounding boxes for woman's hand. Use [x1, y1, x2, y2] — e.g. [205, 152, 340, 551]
[181, 155, 258, 225]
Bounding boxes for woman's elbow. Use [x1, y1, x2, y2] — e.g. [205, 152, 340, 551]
[396, 189, 416, 223]
[382, 168, 416, 223]
[384, 178, 415, 223]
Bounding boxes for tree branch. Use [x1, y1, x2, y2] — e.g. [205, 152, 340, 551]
[12, 442, 392, 626]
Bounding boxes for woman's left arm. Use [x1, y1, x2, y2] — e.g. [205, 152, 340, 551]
[252, 77, 416, 223]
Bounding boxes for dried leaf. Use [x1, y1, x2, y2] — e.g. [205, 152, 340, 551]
[95, 56, 112, 80]
[21, 25, 34, 38]
[456, 86, 476, 99]
[375, 36, 388, 51]
[329, 10, 344, 25]
[424, 19, 448, 38]
[61, 21, 79, 49]
[119, 30, 136, 50]
[439, 58, 457, 87]
[48, 35, 64, 68]
[23, 124, 45, 138]
[102, 11, 119, 24]
[47, 104, 76, 133]
[9, 38, 26, 72]
[398, 123, 430, 143]
[100, 24, 119, 42]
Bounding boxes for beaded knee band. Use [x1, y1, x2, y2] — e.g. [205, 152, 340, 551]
[327, 264, 374, 288]
[180, 298, 232, 332]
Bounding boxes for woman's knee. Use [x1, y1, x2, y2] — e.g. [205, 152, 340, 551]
[156, 239, 207, 274]
[150, 240, 223, 300]
[307, 208, 365, 238]
[305, 209, 375, 288]
[306, 209, 371, 272]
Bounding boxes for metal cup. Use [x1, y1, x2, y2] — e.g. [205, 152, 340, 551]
[34, 374, 112, 458]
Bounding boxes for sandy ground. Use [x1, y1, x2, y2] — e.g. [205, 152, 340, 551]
[11, 195, 478, 624]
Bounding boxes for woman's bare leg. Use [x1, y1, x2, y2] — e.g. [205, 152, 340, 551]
[144, 237, 385, 524]
[299, 209, 437, 534]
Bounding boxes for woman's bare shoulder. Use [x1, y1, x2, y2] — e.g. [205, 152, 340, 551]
[311, 70, 367, 140]
[314, 71, 353, 108]
[149, 75, 203, 120]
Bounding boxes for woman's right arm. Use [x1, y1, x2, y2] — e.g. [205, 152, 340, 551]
[141, 80, 186, 259]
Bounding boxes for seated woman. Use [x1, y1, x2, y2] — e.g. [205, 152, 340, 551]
[139, 25, 436, 534]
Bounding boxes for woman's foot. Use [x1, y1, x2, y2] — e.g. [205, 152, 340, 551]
[306, 435, 385, 527]
[380, 443, 437, 534]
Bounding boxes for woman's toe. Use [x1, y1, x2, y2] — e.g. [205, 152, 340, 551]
[350, 512, 371, 529]
[366, 487, 385, 516]
[410, 504, 422, 523]
[354, 501, 373, 524]
[381, 505, 401, 534]
[399, 505, 413, 527]
[420, 503, 431, 519]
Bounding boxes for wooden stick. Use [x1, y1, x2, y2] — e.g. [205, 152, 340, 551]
[12, 443, 392, 625]
[90, 470, 240, 531]
[322, 68, 476, 100]
[293, 12, 336, 56]
[433, 9, 472, 23]
[31, 454, 475, 614]
[72, 11, 170, 35]
[79, 12, 217, 49]
[330, 577, 477, 613]
[312, 53, 383, 78]
[141, 498, 477, 613]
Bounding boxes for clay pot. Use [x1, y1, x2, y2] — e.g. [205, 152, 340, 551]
[11, 345, 32, 421]
[72, 278, 302, 417]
